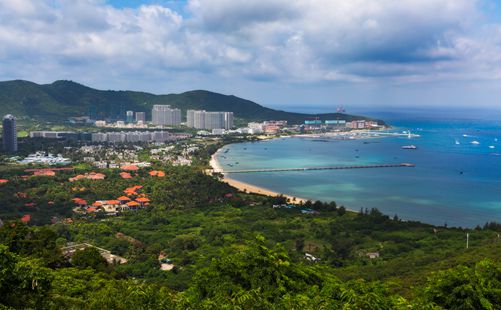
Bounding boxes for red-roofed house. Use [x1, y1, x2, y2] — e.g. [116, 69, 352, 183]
[21, 214, 31, 223]
[119, 172, 132, 179]
[33, 170, 56, 177]
[149, 170, 165, 177]
[92, 201, 104, 207]
[126, 201, 141, 210]
[121, 165, 139, 171]
[135, 197, 150, 207]
[117, 196, 131, 203]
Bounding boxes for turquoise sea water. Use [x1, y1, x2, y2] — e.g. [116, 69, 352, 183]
[216, 114, 501, 227]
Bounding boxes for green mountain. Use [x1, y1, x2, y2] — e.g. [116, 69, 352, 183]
[0, 80, 382, 124]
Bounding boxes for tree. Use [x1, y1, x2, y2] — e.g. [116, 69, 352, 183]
[71, 247, 109, 272]
[180, 236, 324, 308]
[423, 259, 501, 309]
[0, 245, 52, 308]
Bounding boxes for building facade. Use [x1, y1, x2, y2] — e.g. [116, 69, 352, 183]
[2, 114, 17, 152]
[186, 110, 233, 130]
[152, 105, 181, 126]
[126, 111, 134, 123]
[135, 112, 146, 123]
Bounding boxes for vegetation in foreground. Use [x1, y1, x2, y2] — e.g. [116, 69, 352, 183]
[0, 140, 500, 308]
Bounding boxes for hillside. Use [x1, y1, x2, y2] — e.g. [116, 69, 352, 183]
[0, 80, 382, 124]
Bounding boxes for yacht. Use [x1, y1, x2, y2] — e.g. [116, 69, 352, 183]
[401, 145, 417, 150]
[471, 140, 480, 145]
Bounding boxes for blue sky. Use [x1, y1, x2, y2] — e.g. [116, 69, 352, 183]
[1, 0, 501, 111]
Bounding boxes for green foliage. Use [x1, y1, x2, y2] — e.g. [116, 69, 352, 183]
[0, 245, 52, 308]
[423, 259, 501, 309]
[71, 247, 109, 272]
[0, 223, 65, 267]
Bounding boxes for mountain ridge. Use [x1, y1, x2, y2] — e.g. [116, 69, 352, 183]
[0, 79, 384, 125]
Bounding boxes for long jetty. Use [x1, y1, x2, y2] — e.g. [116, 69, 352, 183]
[223, 163, 415, 174]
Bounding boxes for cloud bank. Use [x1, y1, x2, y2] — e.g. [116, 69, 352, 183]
[0, 0, 500, 107]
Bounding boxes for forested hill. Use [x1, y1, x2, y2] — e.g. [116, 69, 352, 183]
[0, 80, 383, 124]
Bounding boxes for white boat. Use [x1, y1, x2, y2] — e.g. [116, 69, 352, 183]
[455, 139, 460, 145]
[471, 140, 480, 145]
[402, 145, 417, 149]
[489, 145, 496, 149]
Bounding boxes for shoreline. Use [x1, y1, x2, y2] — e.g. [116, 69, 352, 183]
[210, 150, 309, 204]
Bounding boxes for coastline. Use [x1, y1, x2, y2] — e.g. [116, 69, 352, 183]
[210, 150, 309, 204]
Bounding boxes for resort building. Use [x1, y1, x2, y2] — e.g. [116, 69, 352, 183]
[186, 110, 234, 130]
[152, 105, 181, 126]
[135, 112, 146, 123]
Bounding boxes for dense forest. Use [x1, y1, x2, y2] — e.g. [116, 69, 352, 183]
[0, 141, 500, 308]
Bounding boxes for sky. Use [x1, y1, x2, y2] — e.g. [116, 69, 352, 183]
[1, 0, 501, 111]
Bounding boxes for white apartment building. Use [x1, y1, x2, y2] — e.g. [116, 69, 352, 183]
[152, 105, 181, 126]
[186, 110, 234, 130]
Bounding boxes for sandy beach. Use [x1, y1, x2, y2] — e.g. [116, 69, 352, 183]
[210, 152, 309, 204]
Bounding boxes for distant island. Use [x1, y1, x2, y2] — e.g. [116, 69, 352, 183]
[0, 80, 384, 125]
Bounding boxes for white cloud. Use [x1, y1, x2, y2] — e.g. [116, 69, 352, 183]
[0, 0, 500, 106]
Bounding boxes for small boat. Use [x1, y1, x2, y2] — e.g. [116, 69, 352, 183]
[401, 145, 417, 149]
[471, 141, 480, 145]
[455, 139, 460, 145]
[489, 145, 496, 149]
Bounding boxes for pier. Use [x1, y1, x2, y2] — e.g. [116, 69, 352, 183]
[223, 163, 415, 174]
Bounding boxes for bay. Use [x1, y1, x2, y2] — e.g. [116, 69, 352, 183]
[216, 115, 501, 227]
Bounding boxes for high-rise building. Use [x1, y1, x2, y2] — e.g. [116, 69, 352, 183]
[126, 111, 134, 123]
[186, 110, 233, 130]
[152, 105, 181, 126]
[135, 112, 146, 123]
[186, 110, 196, 127]
[2, 114, 17, 152]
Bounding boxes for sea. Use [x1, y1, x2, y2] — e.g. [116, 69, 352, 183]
[215, 109, 501, 228]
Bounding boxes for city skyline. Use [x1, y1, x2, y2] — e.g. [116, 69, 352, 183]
[1, 1, 501, 110]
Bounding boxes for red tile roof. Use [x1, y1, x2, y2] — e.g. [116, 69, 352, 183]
[122, 165, 139, 171]
[119, 172, 132, 179]
[33, 170, 56, 176]
[149, 170, 165, 177]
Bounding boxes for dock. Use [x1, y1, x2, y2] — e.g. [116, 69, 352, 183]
[223, 163, 415, 174]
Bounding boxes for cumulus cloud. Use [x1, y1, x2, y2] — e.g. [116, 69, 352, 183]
[0, 0, 500, 97]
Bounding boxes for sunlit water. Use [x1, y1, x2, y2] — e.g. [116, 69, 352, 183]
[216, 115, 501, 227]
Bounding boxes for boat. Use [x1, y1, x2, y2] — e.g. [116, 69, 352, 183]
[401, 145, 417, 149]
[455, 139, 460, 145]
[489, 145, 496, 149]
[471, 141, 480, 145]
